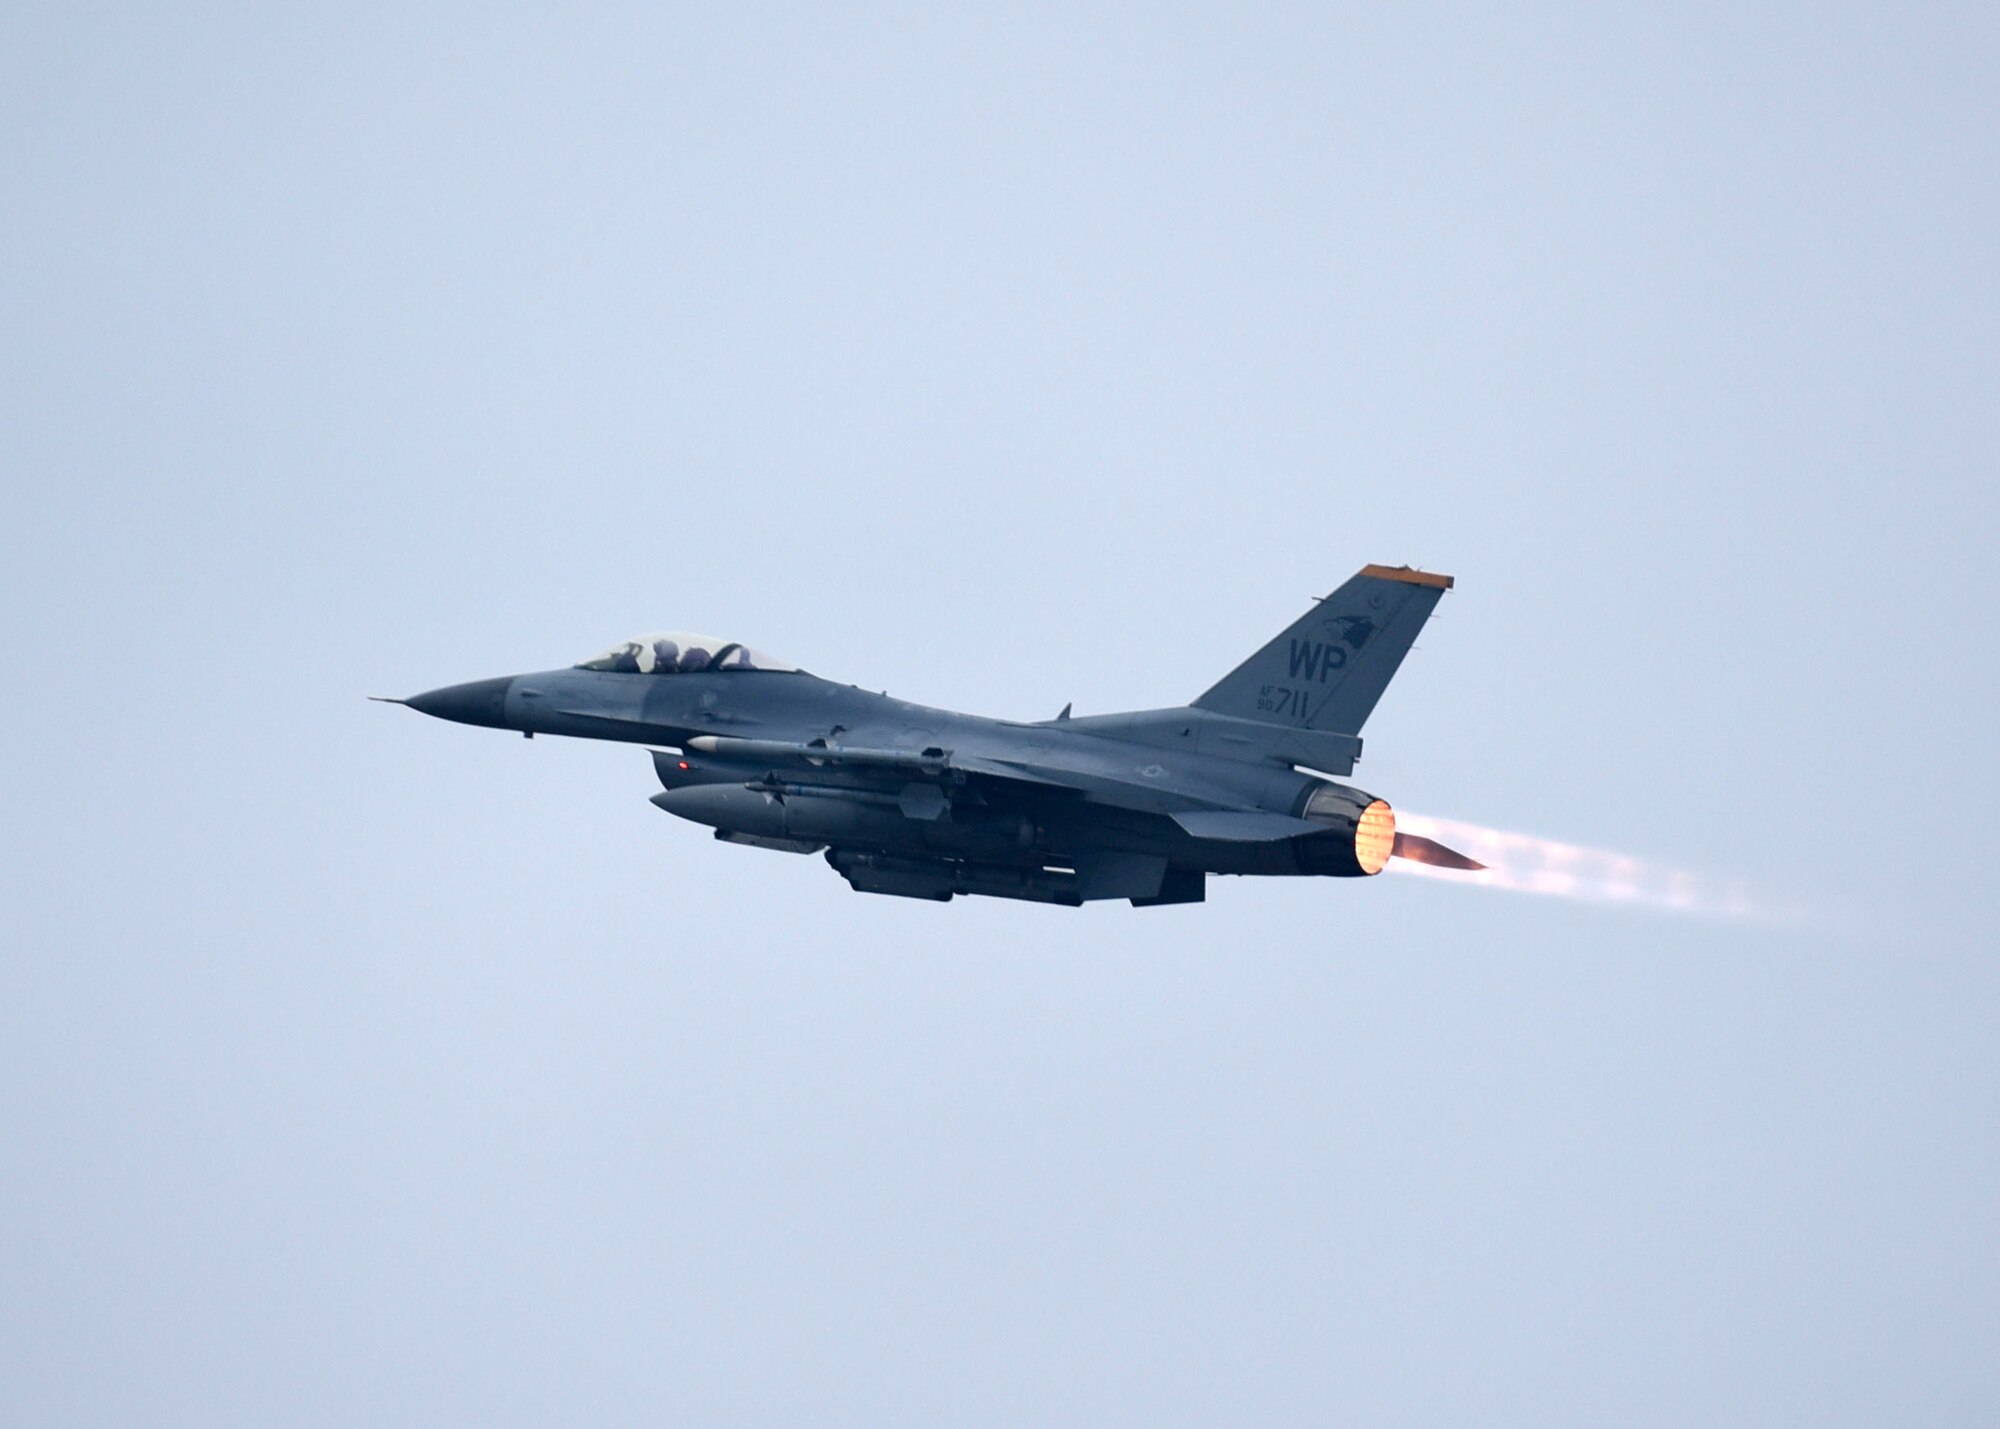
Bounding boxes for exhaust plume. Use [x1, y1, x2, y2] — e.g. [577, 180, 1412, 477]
[1388, 811, 1774, 919]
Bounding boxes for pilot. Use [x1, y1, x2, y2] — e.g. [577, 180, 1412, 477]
[678, 644, 712, 672]
[650, 637, 680, 674]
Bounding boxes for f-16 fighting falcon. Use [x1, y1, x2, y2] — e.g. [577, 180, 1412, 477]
[380, 564, 1483, 906]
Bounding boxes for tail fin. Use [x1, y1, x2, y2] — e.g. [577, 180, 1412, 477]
[1193, 565, 1453, 734]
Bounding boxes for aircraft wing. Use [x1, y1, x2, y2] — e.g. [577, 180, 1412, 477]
[680, 736, 1242, 817]
[679, 737, 1087, 795]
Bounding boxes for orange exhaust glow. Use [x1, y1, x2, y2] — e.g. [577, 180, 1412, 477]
[1357, 799, 1395, 875]
[1388, 811, 1772, 918]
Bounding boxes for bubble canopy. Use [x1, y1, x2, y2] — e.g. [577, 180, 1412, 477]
[574, 632, 798, 676]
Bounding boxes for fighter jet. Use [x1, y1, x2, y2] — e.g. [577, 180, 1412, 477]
[381, 564, 1482, 906]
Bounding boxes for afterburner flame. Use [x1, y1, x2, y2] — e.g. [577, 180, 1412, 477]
[1356, 800, 1395, 875]
[1388, 811, 1768, 918]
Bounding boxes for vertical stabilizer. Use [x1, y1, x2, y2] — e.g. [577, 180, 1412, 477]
[1192, 565, 1452, 734]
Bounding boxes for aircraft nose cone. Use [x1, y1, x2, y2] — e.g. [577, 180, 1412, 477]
[406, 676, 516, 729]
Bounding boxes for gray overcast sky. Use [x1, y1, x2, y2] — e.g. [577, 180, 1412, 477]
[4, 3, 1997, 1424]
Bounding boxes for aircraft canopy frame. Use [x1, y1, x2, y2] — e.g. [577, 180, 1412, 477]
[575, 632, 797, 676]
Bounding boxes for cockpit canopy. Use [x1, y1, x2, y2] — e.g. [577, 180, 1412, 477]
[574, 632, 797, 676]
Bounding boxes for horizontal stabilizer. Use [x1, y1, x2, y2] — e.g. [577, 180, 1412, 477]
[1170, 810, 1324, 842]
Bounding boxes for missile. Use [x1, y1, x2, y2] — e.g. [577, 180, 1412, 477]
[683, 735, 951, 773]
